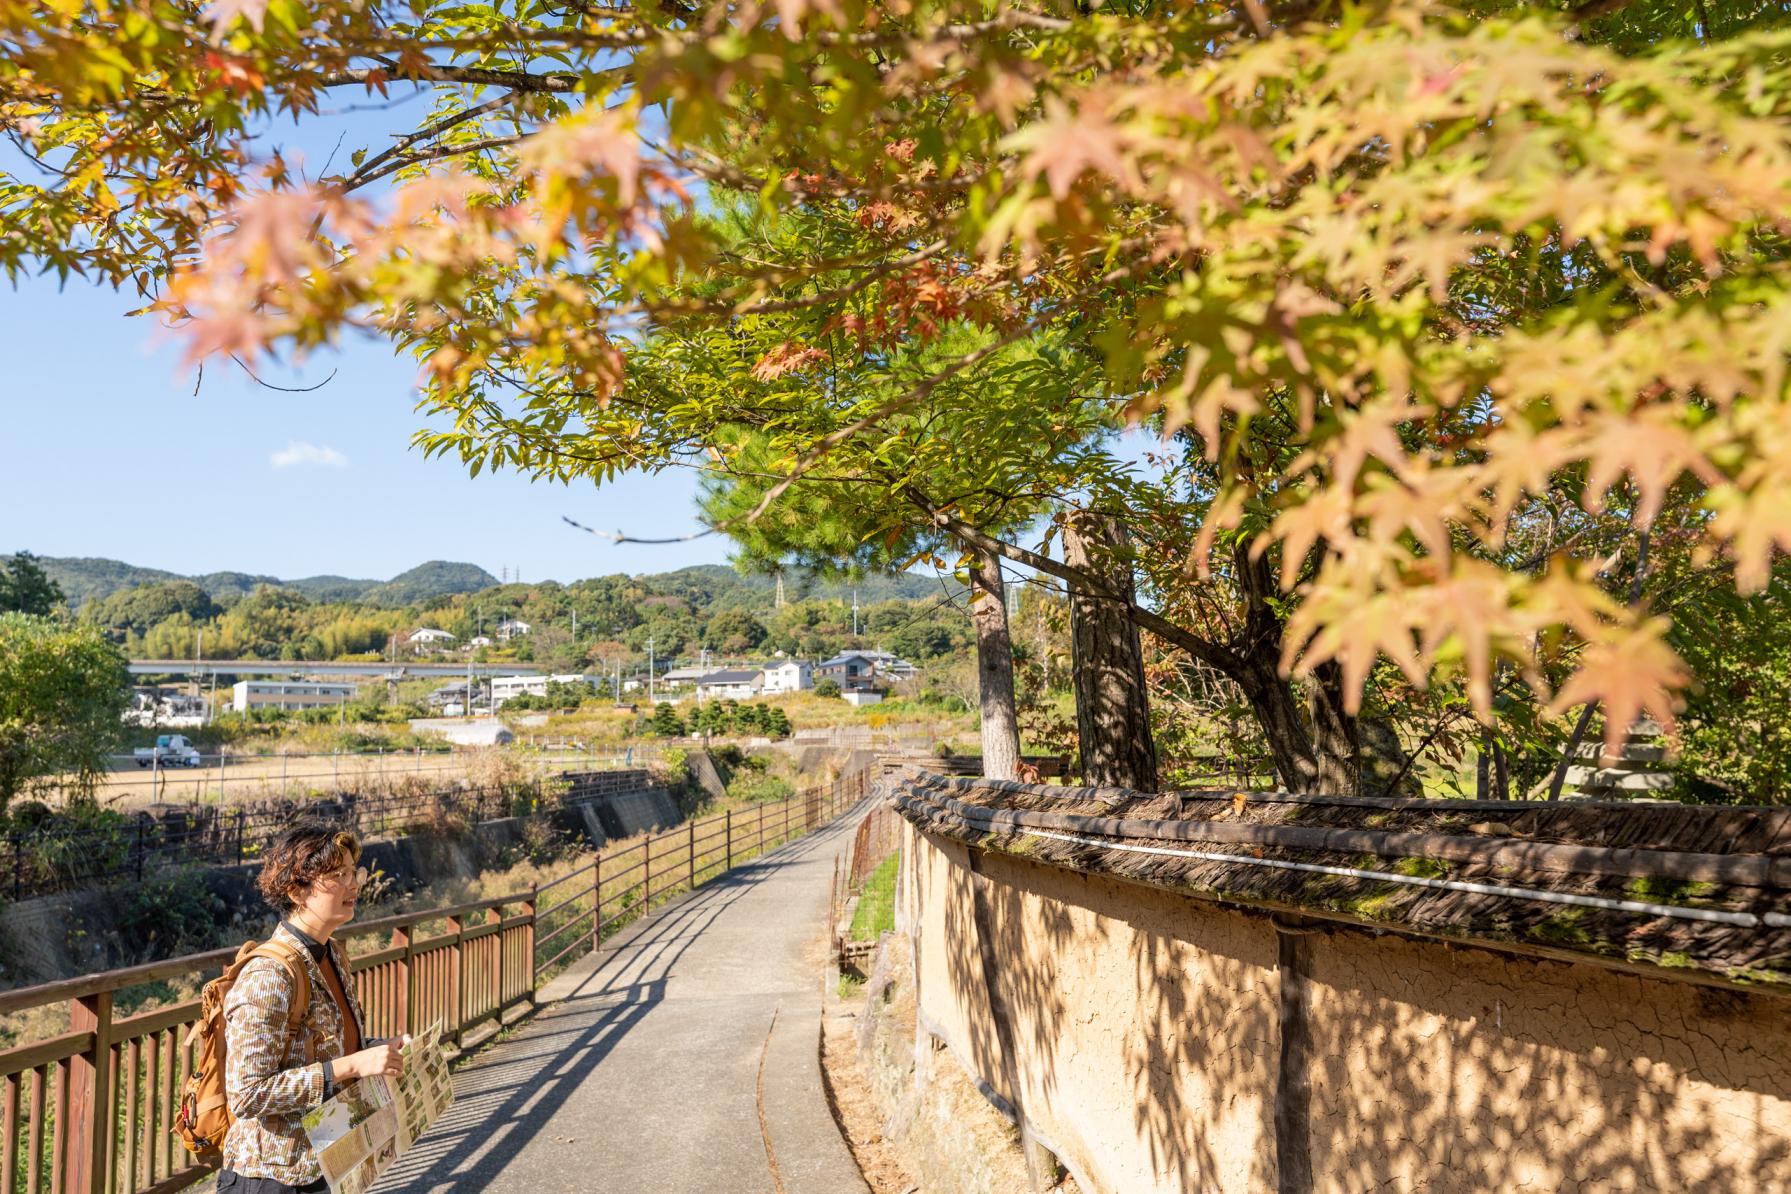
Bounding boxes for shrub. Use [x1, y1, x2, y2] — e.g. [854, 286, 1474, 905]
[814, 678, 842, 699]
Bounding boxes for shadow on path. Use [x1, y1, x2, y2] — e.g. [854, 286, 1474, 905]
[373, 818, 857, 1194]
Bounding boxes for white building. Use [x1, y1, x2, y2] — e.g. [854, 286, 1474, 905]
[815, 650, 918, 692]
[407, 627, 456, 654]
[842, 690, 884, 707]
[759, 660, 812, 694]
[232, 680, 357, 713]
[660, 665, 710, 687]
[496, 618, 532, 641]
[467, 635, 493, 649]
[694, 669, 762, 700]
[490, 673, 590, 707]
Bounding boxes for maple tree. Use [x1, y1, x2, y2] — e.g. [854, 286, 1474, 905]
[8, 0, 1791, 792]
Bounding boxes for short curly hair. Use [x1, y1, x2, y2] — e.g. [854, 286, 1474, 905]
[256, 821, 361, 912]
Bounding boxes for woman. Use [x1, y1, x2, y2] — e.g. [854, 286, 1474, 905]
[221, 822, 405, 1194]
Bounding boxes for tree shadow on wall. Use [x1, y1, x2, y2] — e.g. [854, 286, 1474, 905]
[1297, 932, 1791, 1191]
[937, 835, 1279, 1191]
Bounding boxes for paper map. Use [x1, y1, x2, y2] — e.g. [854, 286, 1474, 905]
[301, 1025, 454, 1194]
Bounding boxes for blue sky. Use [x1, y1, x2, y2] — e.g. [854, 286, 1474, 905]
[0, 81, 737, 584]
[0, 270, 730, 582]
[1, 86, 1162, 587]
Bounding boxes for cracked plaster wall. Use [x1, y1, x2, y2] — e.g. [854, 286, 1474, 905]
[900, 822, 1791, 1193]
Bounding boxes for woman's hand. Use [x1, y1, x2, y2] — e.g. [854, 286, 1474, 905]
[337, 1040, 404, 1082]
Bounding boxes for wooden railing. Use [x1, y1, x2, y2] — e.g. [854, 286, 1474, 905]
[0, 773, 865, 1194]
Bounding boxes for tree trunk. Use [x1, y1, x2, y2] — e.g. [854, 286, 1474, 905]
[1063, 511, 1160, 792]
[1308, 661, 1360, 795]
[1231, 651, 1320, 792]
[968, 547, 1022, 781]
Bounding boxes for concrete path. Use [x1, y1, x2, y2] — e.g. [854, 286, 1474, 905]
[374, 808, 870, 1194]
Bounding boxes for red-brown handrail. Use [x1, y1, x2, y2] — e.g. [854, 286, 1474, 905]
[0, 772, 866, 1194]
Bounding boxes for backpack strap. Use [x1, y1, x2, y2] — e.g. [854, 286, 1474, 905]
[248, 938, 312, 1033]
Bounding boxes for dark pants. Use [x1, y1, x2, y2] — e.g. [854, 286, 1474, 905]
[216, 1170, 329, 1194]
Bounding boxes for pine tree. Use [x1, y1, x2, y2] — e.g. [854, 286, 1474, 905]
[649, 701, 685, 737]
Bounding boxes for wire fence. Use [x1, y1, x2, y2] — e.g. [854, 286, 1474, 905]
[0, 771, 657, 901]
[84, 745, 656, 807]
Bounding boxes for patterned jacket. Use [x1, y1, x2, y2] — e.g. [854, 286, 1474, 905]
[222, 923, 368, 1183]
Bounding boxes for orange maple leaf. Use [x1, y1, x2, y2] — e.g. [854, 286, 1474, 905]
[1548, 621, 1687, 758]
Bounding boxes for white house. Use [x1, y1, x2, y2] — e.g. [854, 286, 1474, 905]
[496, 618, 532, 641]
[407, 627, 456, 654]
[232, 680, 357, 713]
[467, 635, 493, 649]
[759, 659, 812, 694]
[490, 673, 590, 708]
[660, 665, 710, 687]
[695, 669, 762, 700]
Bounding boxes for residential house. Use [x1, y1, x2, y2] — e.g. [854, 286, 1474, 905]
[842, 690, 884, 707]
[406, 627, 457, 654]
[759, 659, 812, 694]
[232, 680, 357, 713]
[695, 669, 763, 700]
[659, 665, 711, 688]
[467, 635, 493, 649]
[496, 618, 532, 641]
[814, 651, 914, 692]
[490, 673, 591, 708]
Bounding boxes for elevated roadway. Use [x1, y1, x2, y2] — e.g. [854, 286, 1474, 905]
[128, 659, 545, 678]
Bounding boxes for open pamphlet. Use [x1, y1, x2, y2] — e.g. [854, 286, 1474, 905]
[300, 1024, 454, 1194]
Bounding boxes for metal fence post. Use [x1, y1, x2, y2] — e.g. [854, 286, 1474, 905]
[521, 886, 538, 1002]
[687, 820, 696, 888]
[644, 834, 653, 908]
[724, 808, 733, 873]
[394, 924, 415, 1038]
[236, 808, 246, 865]
[446, 913, 465, 1047]
[134, 820, 145, 882]
[590, 855, 602, 952]
[65, 990, 112, 1194]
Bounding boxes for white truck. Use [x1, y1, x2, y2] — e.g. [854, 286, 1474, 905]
[134, 734, 205, 768]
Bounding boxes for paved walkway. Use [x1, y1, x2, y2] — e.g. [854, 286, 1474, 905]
[374, 808, 870, 1194]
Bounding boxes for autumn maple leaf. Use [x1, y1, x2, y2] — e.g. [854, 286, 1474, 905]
[206, 0, 270, 40]
[1548, 620, 1687, 759]
[1005, 96, 1135, 200]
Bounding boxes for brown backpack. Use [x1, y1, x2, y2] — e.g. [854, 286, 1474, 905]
[174, 938, 312, 1164]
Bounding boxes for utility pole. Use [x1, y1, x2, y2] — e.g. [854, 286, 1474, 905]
[466, 649, 473, 720]
[648, 637, 655, 705]
[775, 572, 785, 609]
[852, 589, 860, 638]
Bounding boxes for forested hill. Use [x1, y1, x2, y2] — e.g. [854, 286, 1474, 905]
[37, 555, 979, 672]
[35, 557, 500, 608]
[33, 557, 939, 610]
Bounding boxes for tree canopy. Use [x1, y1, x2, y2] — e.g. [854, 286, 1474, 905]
[0, 614, 131, 810]
[8, 0, 1791, 771]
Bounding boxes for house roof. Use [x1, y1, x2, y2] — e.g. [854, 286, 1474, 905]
[411, 627, 455, 638]
[818, 653, 875, 668]
[697, 669, 761, 684]
[661, 666, 710, 681]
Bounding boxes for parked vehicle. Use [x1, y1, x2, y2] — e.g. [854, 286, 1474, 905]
[134, 734, 205, 768]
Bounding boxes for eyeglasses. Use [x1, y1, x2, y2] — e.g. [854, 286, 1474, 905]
[318, 865, 369, 891]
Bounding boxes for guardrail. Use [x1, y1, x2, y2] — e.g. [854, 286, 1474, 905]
[0, 771, 866, 1194]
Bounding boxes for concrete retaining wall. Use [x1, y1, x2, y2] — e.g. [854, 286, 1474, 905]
[900, 821, 1791, 1192]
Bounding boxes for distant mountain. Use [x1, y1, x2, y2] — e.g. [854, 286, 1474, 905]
[362, 562, 503, 606]
[32, 556, 498, 608]
[30, 554, 940, 612]
[650, 564, 945, 609]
